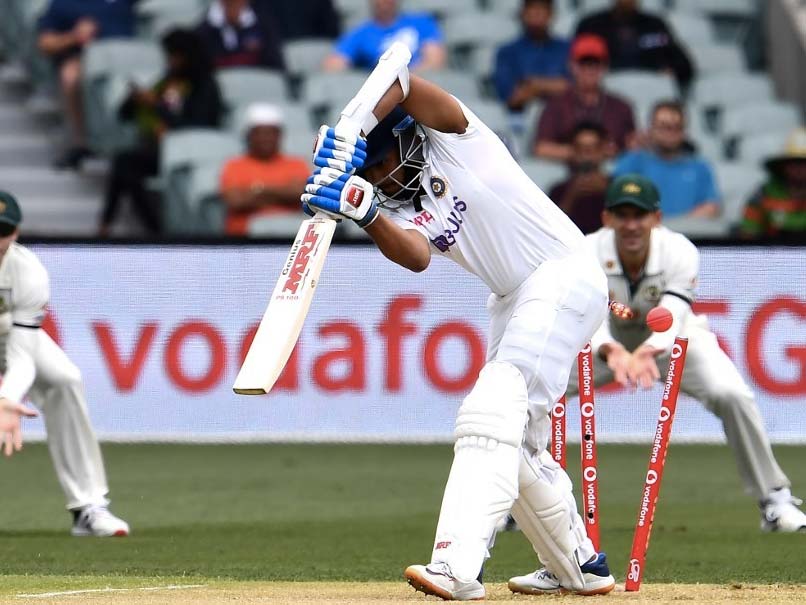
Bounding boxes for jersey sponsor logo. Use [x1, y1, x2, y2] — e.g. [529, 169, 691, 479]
[282, 224, 320, 295]
[429, 176, 447, 198]
[346, 185, 364, 208]
[431, 197, 467, 253]
[410, 210, 434, 227]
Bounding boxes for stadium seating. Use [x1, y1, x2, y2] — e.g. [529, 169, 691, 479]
[418, 69, 483, 102]
[159, 129, 241, 233]
[519, 158, 567, 191]
[674, 0, 759, 18]
[668, 12, 717, 46]
[714, 161, 766, 227]
[282, 39, 333, 78]
[735, 130, 792, 167]
[216, 68, 289, 112]
[81, 39, 164, 154]
[604, 71, 679, 114]
[405, 0, 468, 19]
[443, 12, 520, 50]
[689, 43, 745, 74]
[721, 102, 802, 142]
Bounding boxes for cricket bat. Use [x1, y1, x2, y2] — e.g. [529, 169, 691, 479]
[233, 214, 338, 395]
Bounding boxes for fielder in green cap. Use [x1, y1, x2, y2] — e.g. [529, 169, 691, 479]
[511, 172, 806, 598]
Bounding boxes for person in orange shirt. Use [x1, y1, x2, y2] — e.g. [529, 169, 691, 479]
[219, 103, 309, 235]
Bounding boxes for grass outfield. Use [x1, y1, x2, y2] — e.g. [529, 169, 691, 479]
[1, 443, 805, 600]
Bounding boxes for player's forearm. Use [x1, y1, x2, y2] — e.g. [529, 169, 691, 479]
[688, 202, 720, 218]
[38, 31, 79, 55]
[364, 214, 431, 273]
[533, 141, 572, 162]
[412, 43, 446, 73]
[0, 330, 39, 402]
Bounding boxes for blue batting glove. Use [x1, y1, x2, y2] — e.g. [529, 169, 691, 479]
[311, 125, 368, 174]
[301, 167, 379, 228]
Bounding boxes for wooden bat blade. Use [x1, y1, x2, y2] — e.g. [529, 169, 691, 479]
[233, 215, 337, 395]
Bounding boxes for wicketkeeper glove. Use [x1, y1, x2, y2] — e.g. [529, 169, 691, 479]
[301, 167, 379, 228]
[312, 125, 368, 174]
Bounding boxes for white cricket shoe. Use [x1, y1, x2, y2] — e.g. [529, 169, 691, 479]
[508, 553, 616, 596]
[404, 563, 485, 601]
[761, 489, 806, 533]
[71, 505, 130, 537]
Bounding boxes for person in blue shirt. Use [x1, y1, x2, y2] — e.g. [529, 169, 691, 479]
[37, 0, 138, 170]
[614, 101, 720, 218]
[493, 0, 570, 111]
[323, 0, 445, 72]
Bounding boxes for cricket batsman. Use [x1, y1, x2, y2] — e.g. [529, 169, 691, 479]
[300, 42, 616, 599]
[509, 173, 806, 594]
[0, 191, 129, 537]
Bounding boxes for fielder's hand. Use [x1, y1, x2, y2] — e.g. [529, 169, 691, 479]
[0, 397, 38, 458]
[312, 125, 367, 174]
[628, 344, 663, 390]
[602, 342, 631, 387]
[302, 168, 379, 228]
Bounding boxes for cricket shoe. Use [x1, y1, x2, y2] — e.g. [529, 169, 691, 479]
[761, 488, 806, 533]
[404, 563, 485, 601]
[71, 505, 130, 537]
[508, 553, 616, 596]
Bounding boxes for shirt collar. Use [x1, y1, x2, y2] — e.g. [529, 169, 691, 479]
[208, 1, 257, 28]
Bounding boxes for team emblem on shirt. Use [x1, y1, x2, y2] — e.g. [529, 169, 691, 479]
[430, 176, 447, 198]
[605, 260, 615, 270]
[643, 285, 661, 303]
[0, 289, 9, 314]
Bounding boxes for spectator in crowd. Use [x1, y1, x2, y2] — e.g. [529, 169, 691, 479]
[261, 0, 340, 40]
[533, 34, 635, 162]
[575, 0, 694, 91]
[741, 128, 806, 241]
[100, 29, 223, 237]
[219, 104, 309, 236]
[493, 0, 571, 111]
[548, 121, 610, 234]
[37, 0, 138, 170]
[196, 0, 285, 70]
[322, 0, 445, 72]
[614, 100, 720, 218]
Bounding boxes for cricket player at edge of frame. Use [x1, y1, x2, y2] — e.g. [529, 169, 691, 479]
[0, 191, 130, 537]
[300, 41, 616, 600]
[510, 174, 806, 594]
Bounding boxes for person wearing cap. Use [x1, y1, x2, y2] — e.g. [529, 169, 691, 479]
[614, 100, 721, 218]
[510, 176, 806, 598]
[740, 128, 806, 241]
[575, 0, 694, 91]
[533, 33, 635, 162]
[0, 191, 131, 536]
[301, 41, 617, 599]
[219, 103, 309, 236]
[493, 0, 571, 111]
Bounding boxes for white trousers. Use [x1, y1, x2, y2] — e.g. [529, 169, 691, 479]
[430, 250, 608, 580]
[486, 250, 609, 453]
[566, 314, 789, 501]
[27, 331, 109, 510]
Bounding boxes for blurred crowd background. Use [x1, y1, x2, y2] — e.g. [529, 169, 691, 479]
[0, 0, 804, 242]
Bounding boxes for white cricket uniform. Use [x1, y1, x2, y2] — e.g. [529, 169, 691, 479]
[385, 101, 608, 582]
[569, 226, 788, 500]
[0, 243, 110, 510]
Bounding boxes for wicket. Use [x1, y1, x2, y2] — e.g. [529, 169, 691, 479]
[625, 336, 689, 591]
[551, 344, 601, 551]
